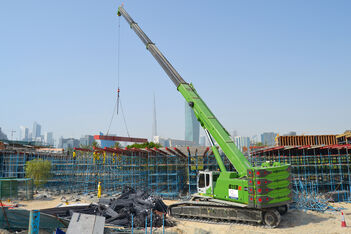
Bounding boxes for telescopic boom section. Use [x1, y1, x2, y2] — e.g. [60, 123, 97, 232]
[117, 6, 251, 177]
[117, 7, 185, 87]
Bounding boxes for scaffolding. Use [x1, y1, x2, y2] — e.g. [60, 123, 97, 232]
[250, 144, 351, 202]
[2, 144, 351, 202]
[0, 147, 219, 197]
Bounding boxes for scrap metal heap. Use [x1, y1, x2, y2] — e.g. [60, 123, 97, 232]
[41, 187, 174, 228]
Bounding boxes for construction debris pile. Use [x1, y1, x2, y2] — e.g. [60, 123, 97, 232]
[97, 187, 172, 227]
[41, 187, 174, 228]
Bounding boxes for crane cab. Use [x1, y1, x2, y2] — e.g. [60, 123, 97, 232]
[197, 171, 220, 196]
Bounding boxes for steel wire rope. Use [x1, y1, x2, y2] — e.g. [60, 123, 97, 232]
[119, 97, 130, 138]
[106, 15, 125, 135]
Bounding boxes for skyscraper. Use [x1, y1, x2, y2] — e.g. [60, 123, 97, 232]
[46, 132, 54, 146]
[0, 128, 8, 140]
[79, 135, 94, 146]
[261, 132, 277, 146]
[152, 93, 157, 139]
[20, 126, 29, 141]
[32, 122, 41, 139]
[185, 102, 200, 145]
[199, 136, 206, 146]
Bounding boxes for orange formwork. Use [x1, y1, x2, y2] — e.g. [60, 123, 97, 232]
[278, 135, 337, 146]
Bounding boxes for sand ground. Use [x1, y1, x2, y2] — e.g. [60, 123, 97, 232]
[4, 197, 351, 234]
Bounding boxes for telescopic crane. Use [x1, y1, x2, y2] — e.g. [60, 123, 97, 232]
[117, 6, 292, 227]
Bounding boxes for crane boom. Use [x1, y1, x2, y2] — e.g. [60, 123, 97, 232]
[118, 6, 251, 176]
[117, 7, 185, 87]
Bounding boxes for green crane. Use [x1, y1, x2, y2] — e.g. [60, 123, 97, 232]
[117, 6, 292, 227]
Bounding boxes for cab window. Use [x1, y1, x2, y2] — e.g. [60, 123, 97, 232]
[205, 174, 210, 187]
[198, 174, 205, 188]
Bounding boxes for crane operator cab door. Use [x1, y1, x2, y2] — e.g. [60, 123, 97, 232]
[197, 171, 213, 195]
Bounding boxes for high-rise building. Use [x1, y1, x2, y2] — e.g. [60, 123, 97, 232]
[261, 132, 277, 146]
[79, 135, 94, 146]
[46, 132, 54, 146]
[185, 102, 200, 145]
[234, 136, 251, 152]
[20, 126, 29, 141]
[0, 128, 8, 140]
[32, 122, 41, 140]
[232, 130, 238, 138]
[199, 136, 206, 146]
[152, 93, 157, 139]
[58, 137, 80, 149]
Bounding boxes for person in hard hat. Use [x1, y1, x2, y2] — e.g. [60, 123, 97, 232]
[97, 182, 102, 198]
[275, 134, 280, 146]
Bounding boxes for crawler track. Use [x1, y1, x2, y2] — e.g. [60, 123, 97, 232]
[168, 199, 281, 228]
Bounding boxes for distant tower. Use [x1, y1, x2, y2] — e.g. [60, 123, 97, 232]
[152, 93, 157, 140]
[185, 101, 200, 145]
[232, 130, 238, 140]
[32, 122, 41, 140]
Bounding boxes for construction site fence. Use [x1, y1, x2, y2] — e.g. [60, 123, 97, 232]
[0, 178, 33, 200]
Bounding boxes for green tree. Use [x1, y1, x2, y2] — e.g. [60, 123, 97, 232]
[25, 159, 52, 192]
[91, 141, 100, 148]
[126, 142, 162, 149]
[79, 144, 91, 149]
[114, 141, 121, 148]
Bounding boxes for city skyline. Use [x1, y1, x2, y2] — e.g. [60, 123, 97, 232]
[2, 120, 341, 147]
[1, 1, 350, 141]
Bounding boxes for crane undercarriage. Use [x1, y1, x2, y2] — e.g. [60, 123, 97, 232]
[169, 195, 287, 228]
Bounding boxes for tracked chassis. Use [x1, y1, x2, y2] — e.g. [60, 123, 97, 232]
[168, 195, 285, 228]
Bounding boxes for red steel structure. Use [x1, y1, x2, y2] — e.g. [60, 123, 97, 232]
[94, 135, 148, 143]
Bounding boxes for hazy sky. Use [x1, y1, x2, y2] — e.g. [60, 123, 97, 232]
[1, 0, 350, 142]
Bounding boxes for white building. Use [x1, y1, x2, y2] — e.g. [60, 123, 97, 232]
[153, 136, 197, 147]
[234, 136, 251, 152]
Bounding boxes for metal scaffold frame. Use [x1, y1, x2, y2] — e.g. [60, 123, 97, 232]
[2, 144, 351, 203]
[250, 144, 351, 202]
[1, 147, 217, 197]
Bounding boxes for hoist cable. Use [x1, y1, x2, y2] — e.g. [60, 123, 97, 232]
[106, 13, 130, 138]
[106, 16, 121, 135]
[106, 97, 118, 135]
[119, 98, 130, 137]
[116, 16, 121, 115]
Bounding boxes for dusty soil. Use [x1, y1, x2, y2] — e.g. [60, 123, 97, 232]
[163, 200, 351, 234]
[4, 197, 351, 233]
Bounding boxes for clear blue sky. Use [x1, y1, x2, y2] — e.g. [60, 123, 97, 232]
[1, 0, 350, 142]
